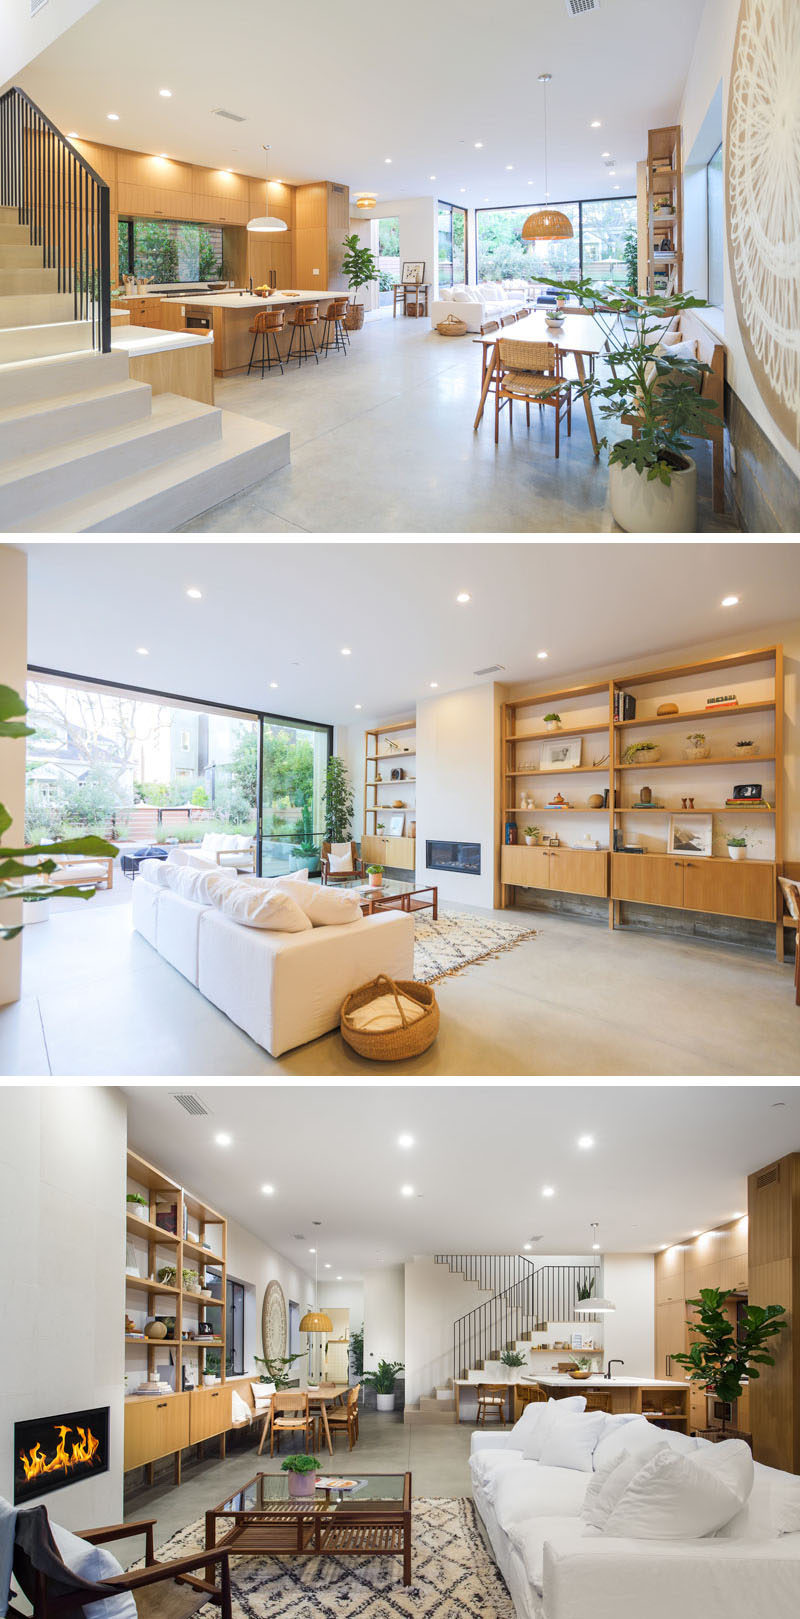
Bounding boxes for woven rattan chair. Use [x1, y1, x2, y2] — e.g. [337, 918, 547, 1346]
[287, 303, 320, 366]
[494, 337, 571, 456]
[476, 1383, 508, 1426]
[247, 307, 285, 377]
[327, 1384, 361, 1449]
[501, 312, 516, 327]
[778, 878, 800, 1005]
[320, 297, 349, 357]
[268, 1389, 314, 1454]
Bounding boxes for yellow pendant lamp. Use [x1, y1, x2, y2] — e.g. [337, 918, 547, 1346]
[522, 74, 573, 242]
[355, 193, 377, 210]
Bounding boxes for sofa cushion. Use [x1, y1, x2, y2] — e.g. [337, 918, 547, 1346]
[50, 1523, 137, 1619]
[538, 1408, 606, 1472]
[507, 1516, 596, 1596]
[509, 1398, 553, 1448]
[583, 1444, 666, 1529]
[518, 1396, 588, 1462]
[592, 1413, 665, 1472]
[603, 1438, 753, 1540]
[470, 1446, 526, 1501]
[716, 1461, 800, 1541]
[494, 1461, 591, 1532]
[205, 874, 312, 931]
[138, 857, 171, 886]
[270, 879, 362, 927]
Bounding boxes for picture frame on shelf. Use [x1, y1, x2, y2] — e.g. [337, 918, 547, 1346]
[387, 813, 405, 836]
[540, 737, 582, 770]
[667, 813, 713, 858]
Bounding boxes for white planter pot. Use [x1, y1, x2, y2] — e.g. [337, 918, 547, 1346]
[609, 455, 697, 533]
[128, 1202, 149, 1221]
[544, 721, 562, 732]
[22, 898, 51, 924]
[376, 1391, 395, 1412]
[525, 837, 537, 846]
[727, 845, 746, 860]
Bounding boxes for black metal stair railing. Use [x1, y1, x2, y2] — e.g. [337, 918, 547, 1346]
[450, 1260, 600, 1382]
[0, 86, 111, 352]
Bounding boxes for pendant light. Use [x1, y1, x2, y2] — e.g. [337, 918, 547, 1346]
[247, 144, 288, 233]
[522, 74, 574, 242]
[355, 193, 377, 210]
[575, 1222, 616, 1313]
[299, 1237, 333, 1383]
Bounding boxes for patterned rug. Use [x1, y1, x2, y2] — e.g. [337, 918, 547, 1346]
[153, 1497, 514, 1619]
[413, 911, 538, 984]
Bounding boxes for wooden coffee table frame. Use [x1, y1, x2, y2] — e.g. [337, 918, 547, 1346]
[203, 1470, 412, 1585]
[359, 883, 437, 919]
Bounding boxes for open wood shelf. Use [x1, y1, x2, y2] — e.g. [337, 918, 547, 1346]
[127, 1212, 180, 1244]
[617, 755, 776, 770]
[125, 1277, 181, 1295]
[618, 805, 774, 815]
[509, 722, 608, 742]
[507, 765, 608, 777]
[363, 718, 416, 871]
[615, 700, 775, 727]
[505, 807, 607, 814]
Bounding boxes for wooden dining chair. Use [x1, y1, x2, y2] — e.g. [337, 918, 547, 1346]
[501, 312, 517, 327]
[476, 1383, 508, 1426]
[327, 1385, 361, 1450]
[494, 338, 571, 456]
[268, 1390, 313, 1454]
[778, 878, 800, 1005]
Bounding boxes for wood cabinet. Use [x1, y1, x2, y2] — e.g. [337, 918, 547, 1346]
[120, 295, 163, 328]
[189, 1385, 232, 1443]
[613, 854, 775, 922]
[613, 852, 684, 908]
[501, 844, 607, 898]
[654, 1299, 687, 1380]
[361, 834, 416, 870]
[124, 1393, 190, 1470]
[655, 1243, 685, 1304]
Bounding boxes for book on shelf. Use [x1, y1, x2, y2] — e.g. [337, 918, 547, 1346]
[155, 1203, 177, 1234]
[613, 691, 637, 722]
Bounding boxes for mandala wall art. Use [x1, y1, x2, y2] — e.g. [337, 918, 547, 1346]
[726, 0, 800, 447]
[262, 1279, 287, 1363]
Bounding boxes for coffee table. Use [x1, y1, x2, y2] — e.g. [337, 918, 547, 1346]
[203, 1470, 412, 1584]
[336, 876, 438, 919]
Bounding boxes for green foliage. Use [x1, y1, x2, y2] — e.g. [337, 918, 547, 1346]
[191, 784, 209, 807]
[127, 1192, 148, 1206]
[500, 1349, 527, 1368]
[254, 1351, 306, 1390]
[543, 713, 561, 724]
[341, 234, 378, 299]
[349, 1324, 364, 1378]
[378, 269, 396, 291]
[281, 1453, 320, 1474]
[576, 1275, 596, 1301]
[622, 227, 639, 294]
[622, 740, 659, 762]
[727, 835, 747, 847]
[323, 756, 354, 843]
[523, 826, 540, 839]
[671, 1288, 786, 1420]
[366, 864, 384, 875]
[378, 218, 400, 258]
[197, 228, 221, 280]
[362, 1358, 404, 1393]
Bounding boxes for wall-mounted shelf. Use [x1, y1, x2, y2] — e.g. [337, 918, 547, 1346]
[362, 718, 417, 871]
[646, 125, 683, 295]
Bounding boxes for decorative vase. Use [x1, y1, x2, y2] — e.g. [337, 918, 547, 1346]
[727, 845, 745, 861]
[609, 454, 697, 533]
[369, 872, 382, 888]
[628, 746, 661, 764]
[128, 1200, 148, 1221]
[640, 786, 652, 805]
[588, 794, 604, 809]
[525, 836, 536, 846]
[734, 744, 759, 759]
[144, 1320, 167, 1340]
[376, 1391, 395, 1412]
[287, 1471, 318, 1498]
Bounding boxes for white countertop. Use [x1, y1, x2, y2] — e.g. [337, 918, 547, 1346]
[455, 1374, 686, 1389]
[111, 326, 214, 356]
[164, 290, 339, 310]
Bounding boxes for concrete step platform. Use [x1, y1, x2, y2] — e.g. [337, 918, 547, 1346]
[0, 267, 60, 295]
[0, 245, 45, 269]
[0, 348, 130, 409]
[0, 290, 77, 330]
[404, 1405, 457, 1426]
[0, 379, 152, 466]
[0, 320, 93, 363]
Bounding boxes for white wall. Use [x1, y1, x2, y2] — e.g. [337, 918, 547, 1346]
[349, 197, 438, 296]
[601, 1254, 655, 1379]
[0, 1086, 126, 1528]
[363, 1265, 404, 1375]
[319, 1279, 365, 1321]
[415, 683, 499, 908]
[0, 546, 27, 1005]
[224, 1215, 316, 1385]
[0, 0, 103, 87]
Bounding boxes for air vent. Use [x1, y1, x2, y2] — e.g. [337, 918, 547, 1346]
[212, 107, 247, 123]
[756, 1164, 780, 1190]
[293, 1233, 306, 1241]
[473, 663, 506, 676]
[31, 0, 48, 13]
[564, 0, 600, 15]
[172, 1092, 209, 1116]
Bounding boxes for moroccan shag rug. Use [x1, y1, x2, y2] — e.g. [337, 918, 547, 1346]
[413, 910, 538, 983]
[152, 1497, 514, 1619]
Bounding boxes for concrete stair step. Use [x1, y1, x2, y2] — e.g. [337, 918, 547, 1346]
[0, 245, 45, 269]
[0, 348, 130, 409]
[419, 1395, 455, 1413]
[0, 223, 31, 243]
[0, 321, 94, 363]
[403, 1406, 457, 1426]
[9, 409, 290, 532]
[0, 291, 77, 330]
[0, 379, 152, 466]
[0, 392, 222, 524]
[0, 267, 60, 295]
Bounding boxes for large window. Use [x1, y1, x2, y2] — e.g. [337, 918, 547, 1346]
[377, 216, 399, 305]
[707, 144, 724, 308]
[580, 197, 638, 288]
[226, 1279, 245, 1377]
[438, 201, 467, 288]
[260, 719, 330, 877]
[476, 197, 635, 289]
[118, 217, 223, 283]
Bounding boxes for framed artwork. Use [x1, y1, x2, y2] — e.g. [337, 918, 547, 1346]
[402, 261, 425, 284]
[668, 814, 712, 858]
[540, 737, 582, 770]
[387, 812, 405, 836]
[262, 1280, 288, 1363]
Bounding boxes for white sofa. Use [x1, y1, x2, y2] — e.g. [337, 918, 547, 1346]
[469, 1405, 800, 1619]
[431, 282, 530, 332]
[180, 833, 255, 871]
[131, 861, 414, 1056]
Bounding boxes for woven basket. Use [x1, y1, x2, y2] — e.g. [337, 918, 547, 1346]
[341, 972, 439, 1061]
[437, 315, 468, 336]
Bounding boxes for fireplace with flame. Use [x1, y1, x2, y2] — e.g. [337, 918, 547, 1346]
[14, 1406, 110, 1505]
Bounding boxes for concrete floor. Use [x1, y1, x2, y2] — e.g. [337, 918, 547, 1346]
[123, 1411, 474, 1552]
[177, 314, 738, 535]
[1, 894, 795, 1076]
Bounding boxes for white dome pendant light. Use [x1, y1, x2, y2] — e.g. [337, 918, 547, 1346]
[575, 1222, 616, 1313]
[247, 144, 288, 233]
[522, 75, 574, 242]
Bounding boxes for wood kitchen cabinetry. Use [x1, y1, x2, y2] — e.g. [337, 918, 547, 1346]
[189, 1384, 232, 1444]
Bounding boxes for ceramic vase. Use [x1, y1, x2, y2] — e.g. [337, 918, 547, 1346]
[287, 1471, 318, 1498]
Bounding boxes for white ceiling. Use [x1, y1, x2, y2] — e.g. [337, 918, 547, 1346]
[19, 542, 800, 725]
[122, 1084, 797, 1277]
[10, 0, 704, 208]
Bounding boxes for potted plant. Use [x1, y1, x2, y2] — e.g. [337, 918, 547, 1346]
[568, 1355, 592, 1381]
[254, 1351, 306, 1389]
[182, 1268, 199, 1294]
[127, 1192, 149, 1221]
[341, 234, 377, 331]
[671, 1287, 785, 1437]
[683, 732, 711, 760]
[538, 275, 720, 532]
[726, 834, 747, 861]
[577, 1274, 596, 1303]
[524, 825, 541, 846]
[367, 863, 384, 888]
[376, 822, 386, 834]
[323, 755, 354, 844]
[281, 1453, 321, 1498]
[735, 740, 759, 758]
[499, 1348, 527, 1378]
[363, 1358, 404, 1412]
[156, 1264, 178, 1286]
[543, 713, 562, 731]
[621, 740, 662, 764]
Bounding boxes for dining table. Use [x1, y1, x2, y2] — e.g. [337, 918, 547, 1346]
[259, 1383, 349, 1456]
[472, 309, 610, 453]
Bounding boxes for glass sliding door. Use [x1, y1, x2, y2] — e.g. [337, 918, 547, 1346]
[438, 201, 467, 287]
[580, 196, 637, 287]
[259, 717, 331, 877]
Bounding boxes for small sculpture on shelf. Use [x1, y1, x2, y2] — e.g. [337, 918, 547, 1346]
[546, 792, 570, 808]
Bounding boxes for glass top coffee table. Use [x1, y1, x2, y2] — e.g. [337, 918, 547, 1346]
[204, 1471, 412, 1584]
[333, 877, 438, 919]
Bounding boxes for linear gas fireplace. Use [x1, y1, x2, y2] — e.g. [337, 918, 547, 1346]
[426, 840, 481, 875]
[14, 1405, 110, 1505]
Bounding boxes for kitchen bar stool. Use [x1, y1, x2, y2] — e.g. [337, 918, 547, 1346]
[320, 297, 349, 356]
[287, 302, 319, 366]
[247, 308, 285, 377]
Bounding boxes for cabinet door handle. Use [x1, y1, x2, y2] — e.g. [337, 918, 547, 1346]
[666, 1356, 671, 1377]
[211, 1391, 219, 1398]
[157, 1401, 168, 1408]
[673, 861, 682, 867]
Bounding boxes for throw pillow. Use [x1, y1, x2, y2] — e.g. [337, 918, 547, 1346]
[270, 879, 362, 928]
[137, 858, 170, 887]
[603, 1438, 753, 1540]
[509, 1398, 552, 1447]
[230, 1389, 252, 1424]
[251, 1380, 275, 1410]
[205, 875, 311, 932]
[518, 1395, 587, 1462]
[328, 850, 354, 873]
[592, 1412, 665, 1472]
[348, 991, 426, 1032]
[537, 1408, 606, 1472]
[50, 1523, 137, 1619]
[583, 1444, 667, 1530]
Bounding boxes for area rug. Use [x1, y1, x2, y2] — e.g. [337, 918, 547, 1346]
[152, 1497, 514, 1619]
[413, 911, 538, 983]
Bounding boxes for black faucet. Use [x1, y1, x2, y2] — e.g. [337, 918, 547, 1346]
[605, 1359, 625, 1380]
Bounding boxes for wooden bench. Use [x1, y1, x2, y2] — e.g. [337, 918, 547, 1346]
[623, 308, 726, 513]
[224, 1375, 272, 1441]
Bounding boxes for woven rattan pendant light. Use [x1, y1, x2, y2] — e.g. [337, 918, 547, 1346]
[522, 74, 574, 241]
[299, 1243, 333, 1335]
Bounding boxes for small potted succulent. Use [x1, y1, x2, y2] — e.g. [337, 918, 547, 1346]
[281, 1453, 320, 1498]
[734, 739, 759, 758]
[524, 825, 541, 846]
[543, 713, 562, 731]
[621, 739, 662, 765]
[127, 1192, 149, 1221]
[684, 732, 710, 760]
[726, 834, 747, 861]
[182, 1268, 200, 1294]
[366, 863, 384, 889]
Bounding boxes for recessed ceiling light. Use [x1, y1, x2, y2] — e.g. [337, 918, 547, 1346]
[336, 1274, 342, 1280]
[523, 1242, 532, 1250]
[608, 170, 616, 178]
[269, 681, 278, 690]
[341, 647, 352, 656]
[107, 113, 119, 121]
[158, 153, 168, 159]
[577, 1134, 595, 1149]
[214, 1131, 232, 1147]
[186, 587, 202, 599]
[592, 1242, 600, 1250]
[224, 168, 233, 174]
[354, 703, 362, 710]
[159, 88, 172, 97]
[324, 1262, 331, 1269]
[590, 120, 602, 128]
[460, 188, 466, 193]
[537, 650, 548, 659]
[527, 180, 533, 185]
[474, 141, 483, 149]
[614, 184, 620, 190]
[732, 1211, 746, 1219]
[429, 174, 436, 181]
[541, 1185, 555, 1198]
[261, 1183, 275, 1195]
[506, 164, 514, 171]
[397, 1133, 414, 1148]
[429, 681, 439, 688]
[136, 647, 149, 655]
[456, 591, 471, 603]
[659, 1244, 668, 1251]
[721, 594, 739, 607]
[309, 1247, 316, 1253]
[67, 132, 79, 139]
[691, 1230, 701, 1237]
[601, 151, 611, 158]
[401, 1184, 415, 1197]
[385, 158, 392, 164]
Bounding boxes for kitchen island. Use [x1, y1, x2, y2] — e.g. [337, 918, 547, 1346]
[159, 290, 346, 377]
[454, 1373, 690, 1431]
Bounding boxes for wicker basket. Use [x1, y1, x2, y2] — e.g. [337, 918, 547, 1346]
[344, 302, 365, 331]
[437, 314, 468, 336]
[340, 972, 439, 1061]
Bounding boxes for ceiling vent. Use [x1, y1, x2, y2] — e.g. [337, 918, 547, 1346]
[171, 1092, 209, 1116]
[564, 0, 600, 15]
[212, 107, 247, 123]
[756, 1164, 780, 1190]
[293, 1233, 306, 1241]
[473, 663, 506, 676]
[30, 0, 48, 13]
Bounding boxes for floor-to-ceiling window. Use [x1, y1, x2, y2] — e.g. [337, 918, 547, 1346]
[706, 144, 724, 308]
[377, 216, 400, 306]
[580, 196, 638, 287]
[260, 717, 331, 877]
[438, 201, 467, 287]
[476, 197, 634, 288]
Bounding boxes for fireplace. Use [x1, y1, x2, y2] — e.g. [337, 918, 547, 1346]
[14, 1405, 110, 1505]
[425, 840, 481, 875]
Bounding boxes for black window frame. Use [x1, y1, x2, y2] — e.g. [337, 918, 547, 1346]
[226, 1278, 245, 1377]
[706, 143, 724, 309]
[437, 198, 468, 288]
[475, 193, 636, 284]
[117, 215, 224, 285]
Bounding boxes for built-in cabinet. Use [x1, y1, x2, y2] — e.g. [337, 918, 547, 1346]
[654, 1216, 750, 1436]
[501, 844, 607, 896]
[362, 719, 417, 873]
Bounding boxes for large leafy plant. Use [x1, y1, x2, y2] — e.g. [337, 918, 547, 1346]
[323, 755, 354, 844]
[671, 1287, 786, 1433]
[538, 276, 720, 486]
[341, 234, 377, 302]
[0, 685, 116, 939]
[362, 1358, 404, 1393]
[254, 1351, 306, 1390]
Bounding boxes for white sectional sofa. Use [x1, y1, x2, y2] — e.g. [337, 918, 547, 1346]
[181, 833, 255, 870]
[430, 283, 531, 332]
[132, 859, 414, 1056]
[469, 1400, 800, 1619]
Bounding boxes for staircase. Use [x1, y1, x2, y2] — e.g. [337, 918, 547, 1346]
[0, 90, 289, 531]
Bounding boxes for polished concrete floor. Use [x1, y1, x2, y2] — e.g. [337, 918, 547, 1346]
[1, 894, 795, 1076]
[178, 314, 737, 535]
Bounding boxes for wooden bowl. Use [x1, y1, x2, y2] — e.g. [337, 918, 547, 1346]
[568, 1369, 592, 1380]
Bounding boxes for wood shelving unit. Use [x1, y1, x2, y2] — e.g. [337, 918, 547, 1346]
[362, 718, 416, 871]
[647, 124, 683, 295]
[499, 647, 785, 959]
